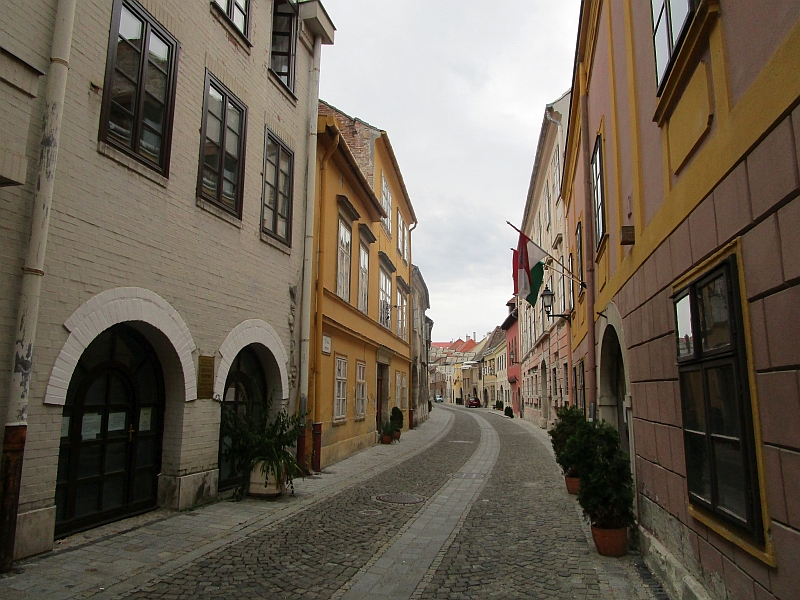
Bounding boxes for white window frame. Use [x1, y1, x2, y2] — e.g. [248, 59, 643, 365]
[591, 135, 606, 248]
[381, 174, 392, 235]
[335, 356, 347, 420]
[379, 268, 391, 328]
[358, 244, 369, 313]
[337, 218, 351, 301]
[395, 371, 402, 409]
[356, 362, 366, 417]
[397, 209, 405, 256]
[396, 289, 407, 340]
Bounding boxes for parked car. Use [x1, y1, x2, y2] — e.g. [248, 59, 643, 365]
[434, 395, 444, 403]
[466, 398, 481, 408]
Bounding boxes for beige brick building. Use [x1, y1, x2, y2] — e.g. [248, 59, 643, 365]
[0, 0, 333, 560]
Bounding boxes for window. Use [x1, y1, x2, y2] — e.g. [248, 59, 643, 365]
[575, 361, 585, 410]
[576, 223, 584, 286]
[564, 363, 569, 398]
[401, 373, 408, 409]
[213, 0, 248, 36]
[396, 290, 407, 340]
[397, 210, 405, 256]
[335, 356, 347, 420]
[395, 371, 401, 409]
[591, 136, 606, 248]
[337, 218, 352, 301]
[379, 269, 391, 328]
[559, 257, 566, 314]
[568, 253, 575, 309]
[651, 0, 694, 89]
[270, 0, 298, 89]
[100, 0, 179, 175]
[198, 73, 247, 216]
[358, 245, 369, 313]
[545, 184, 552, 228]
[356, 362, 366, 418]
[381, 175, 392, 235]
[262, 132, 293, 243]
[674, 257, 762, 540]
[553, 149, 561, 198]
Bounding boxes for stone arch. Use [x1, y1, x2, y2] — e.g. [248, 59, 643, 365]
[214, 320, 289, 402]
[596, 301, 633, 455]
[44, 287, 197, 406]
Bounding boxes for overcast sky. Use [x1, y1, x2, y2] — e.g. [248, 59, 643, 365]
[318, 0, 582, 343]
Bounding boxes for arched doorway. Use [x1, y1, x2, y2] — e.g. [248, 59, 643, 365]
[55, 324, 165, 537]
[217, 344, 283, 491]
[599, 326, 630, 456]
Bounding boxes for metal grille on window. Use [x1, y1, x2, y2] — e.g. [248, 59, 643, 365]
[335, 357, 347, 420]
[337, 219, 351, 301]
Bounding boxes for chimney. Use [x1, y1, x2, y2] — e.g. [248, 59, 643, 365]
[473, 331, 476, 341]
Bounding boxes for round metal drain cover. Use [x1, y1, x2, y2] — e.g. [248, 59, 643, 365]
[375, 493, 425, 505]
[359, 509, 382, 516]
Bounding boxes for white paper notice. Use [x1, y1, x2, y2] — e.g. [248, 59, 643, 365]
[108, 411, 126, 432]
[61, 416, 70, 438]
[82, 413, 102, 440]
[139, 407, 152, 432]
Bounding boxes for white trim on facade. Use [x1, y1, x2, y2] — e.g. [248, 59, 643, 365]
[214, 319, 290, 400]
[44, 287, 198, 405]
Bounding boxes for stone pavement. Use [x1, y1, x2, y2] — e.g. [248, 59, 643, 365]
[0, 406, 670, 599]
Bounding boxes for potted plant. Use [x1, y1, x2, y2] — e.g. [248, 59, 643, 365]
[380, 420, 396, 444]
[568, 420, 635, 557]
[390, 406, 404, 440]
[504, 406, 514, 418]
[548, 405, 587, 494]
[218, 393, 306, 499]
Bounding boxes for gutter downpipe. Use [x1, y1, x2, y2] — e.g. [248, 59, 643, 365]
[1, 0, 78, 572]
[297, 34, 323, 473]
[311, 124, 339, 472]
[579, 62, 598, 418]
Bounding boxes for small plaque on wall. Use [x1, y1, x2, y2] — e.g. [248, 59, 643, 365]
[322, 335, 332, 355]
[197, 355, 216, 399]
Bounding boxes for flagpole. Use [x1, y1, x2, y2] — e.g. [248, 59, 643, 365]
[507, 221, 585, 288]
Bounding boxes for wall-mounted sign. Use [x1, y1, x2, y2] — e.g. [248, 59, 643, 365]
[197, 355, 216, 399]
[322, 335, 332, 355]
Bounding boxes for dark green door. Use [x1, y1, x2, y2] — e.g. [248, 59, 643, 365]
[55, 324, 164, 537]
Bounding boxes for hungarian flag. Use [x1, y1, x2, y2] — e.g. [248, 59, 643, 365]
[514, 230, 547, 306]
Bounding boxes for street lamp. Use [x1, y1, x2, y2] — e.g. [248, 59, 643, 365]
[541, 286, 571, 320]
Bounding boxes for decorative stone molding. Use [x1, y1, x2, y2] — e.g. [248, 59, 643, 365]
[44, 287, 197, 405]
[214, 319, 289, 400]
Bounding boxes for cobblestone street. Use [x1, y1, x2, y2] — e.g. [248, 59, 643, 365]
[1, 406, 668, 600]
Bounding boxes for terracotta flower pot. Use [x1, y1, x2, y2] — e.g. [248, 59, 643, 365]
[591, 525, 628, 557]
[565, 476, 580, 495]
[381, 434, 393, 444]
[393, 429, 401, 440]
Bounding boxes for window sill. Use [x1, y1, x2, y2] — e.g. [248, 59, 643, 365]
[209, 2, 253, 52]
[196, 197, 243, 228]
[97, 141, 168, 188]
[687, 504, 775, 567]
[260, 230, 292, 254]
[355, 415, 366, 422]
[332, 417, 347, 426]
[653, 0, 719, 126]
[268, 70, 298, 105]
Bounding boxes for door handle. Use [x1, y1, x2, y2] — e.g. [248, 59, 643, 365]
[128, 424, 136, 442]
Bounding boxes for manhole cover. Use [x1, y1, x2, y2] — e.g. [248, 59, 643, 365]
[359, 509, 382, 516]
[450, 473, 485, 479]
[375, 493, 426, 504]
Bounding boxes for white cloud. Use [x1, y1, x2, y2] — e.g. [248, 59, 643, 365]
[319, 0, 581, 341]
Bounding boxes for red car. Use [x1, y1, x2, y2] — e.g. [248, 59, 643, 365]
[466, 398, 481, 408]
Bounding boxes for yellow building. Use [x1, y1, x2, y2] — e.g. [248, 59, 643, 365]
[309, 103, 417, 469]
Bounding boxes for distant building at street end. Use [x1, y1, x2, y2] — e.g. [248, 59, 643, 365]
[501, 298, 520, 413]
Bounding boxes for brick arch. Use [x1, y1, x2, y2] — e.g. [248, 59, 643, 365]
[214, 320, 289, 401]
[44, 288, 197, 405]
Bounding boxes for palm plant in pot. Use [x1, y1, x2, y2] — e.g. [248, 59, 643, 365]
[219, 393, 306, 499]
[567, 420, 635, 557]
[380, 419, 396, 444]
[549, 405, 587, 494]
